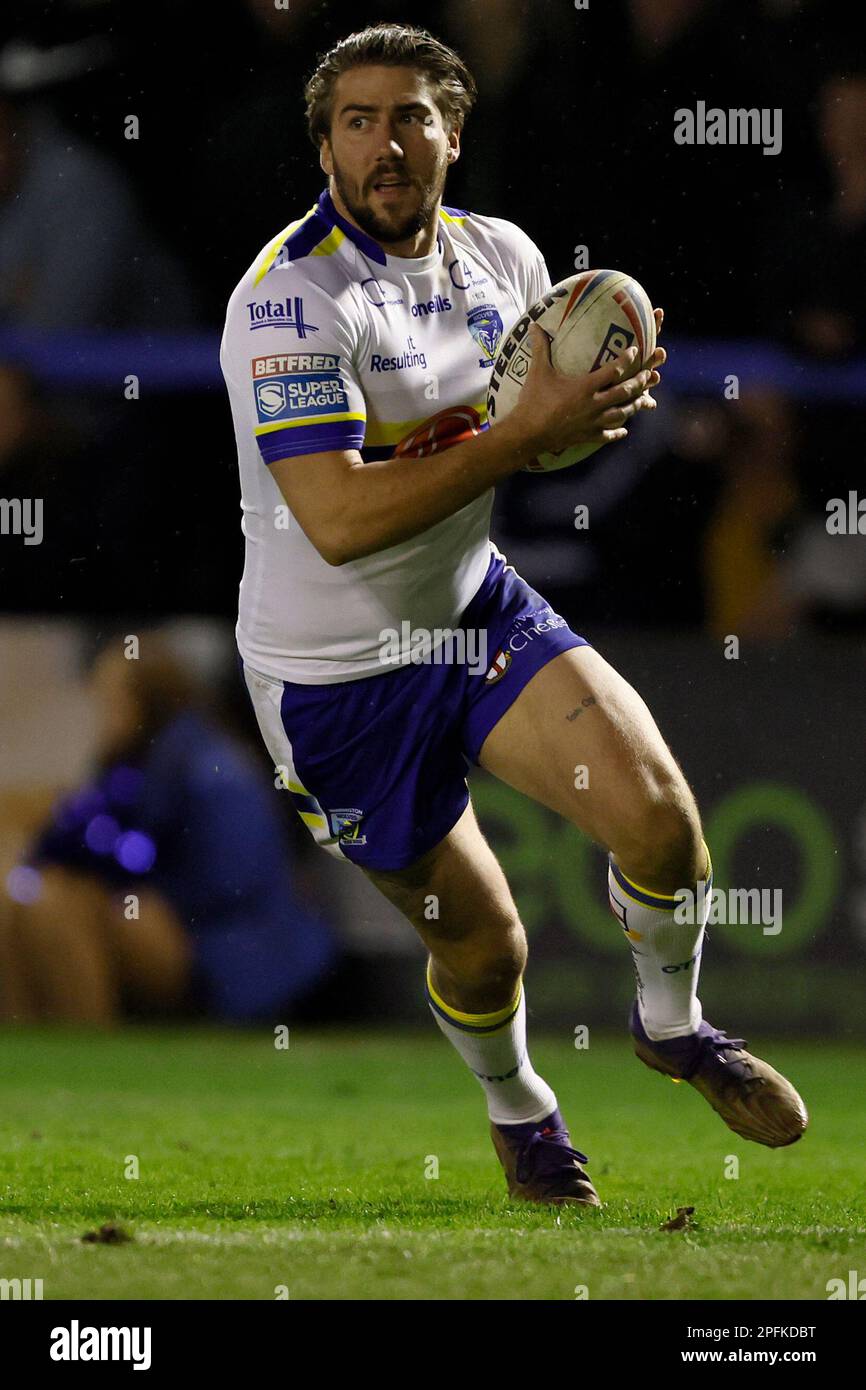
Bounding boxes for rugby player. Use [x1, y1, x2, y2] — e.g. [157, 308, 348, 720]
[221, 22, 807, 1206]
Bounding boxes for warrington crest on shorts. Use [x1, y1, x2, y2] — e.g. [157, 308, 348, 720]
[328, 808, 367, 845]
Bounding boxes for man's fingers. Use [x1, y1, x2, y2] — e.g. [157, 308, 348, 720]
[613, 344, 639, 377]
[526, 322, 553, 364]
[588, 345, 638, 391]
[598, 390, 657, 428]
[593, 366, 653, 405]
[519, 324, 660, 453]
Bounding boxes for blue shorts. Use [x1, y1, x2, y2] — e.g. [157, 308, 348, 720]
[243, 552, 589, 871]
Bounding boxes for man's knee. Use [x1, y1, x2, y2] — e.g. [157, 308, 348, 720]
[430, 922, 527, 1014]
[616, 772, 704, 887]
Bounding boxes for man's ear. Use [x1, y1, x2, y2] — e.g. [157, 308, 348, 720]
[319, 138, 333, 177]
[446, 127, 461, 165]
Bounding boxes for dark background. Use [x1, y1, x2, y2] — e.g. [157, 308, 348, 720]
[0, 0, 863, 631]
[0, 0, 864, 1033]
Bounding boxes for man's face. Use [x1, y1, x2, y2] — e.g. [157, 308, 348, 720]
[320, 64, 460, 246]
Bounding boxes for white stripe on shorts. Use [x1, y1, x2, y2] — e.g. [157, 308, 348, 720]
[242, 662, 344, 858]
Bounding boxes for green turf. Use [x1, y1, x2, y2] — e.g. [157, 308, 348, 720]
[0, 1026, 863, 1300]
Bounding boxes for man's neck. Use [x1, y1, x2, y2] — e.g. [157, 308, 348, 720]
[328, 181, 439, 259]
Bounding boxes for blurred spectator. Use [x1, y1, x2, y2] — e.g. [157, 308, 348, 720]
[0, 636, 341, 1024]
[0, 96, 197, 330]
[780, 520, 866, 629]
[782, 73, 866, 357]
[701, 391, 801, 639]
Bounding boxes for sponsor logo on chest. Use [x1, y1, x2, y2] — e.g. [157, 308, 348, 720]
[411, 294, 452, 317]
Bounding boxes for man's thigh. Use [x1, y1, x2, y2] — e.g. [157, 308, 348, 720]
[477, 645, 702, 878]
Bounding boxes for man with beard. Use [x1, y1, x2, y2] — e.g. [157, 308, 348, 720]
[220, 22, 807, 1207]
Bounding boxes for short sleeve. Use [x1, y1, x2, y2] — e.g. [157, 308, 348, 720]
[526, 246, 552, 308]
[221, 272, 367, 464]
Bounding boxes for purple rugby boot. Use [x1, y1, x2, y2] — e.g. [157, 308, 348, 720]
[490, 1107, 601, 1207]
[630, 1000, 808, 1148]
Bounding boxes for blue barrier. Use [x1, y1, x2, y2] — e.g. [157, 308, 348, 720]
[0, 328, 864, 401]
[660, 340, 866, 403]
[0, 330, 221, 391]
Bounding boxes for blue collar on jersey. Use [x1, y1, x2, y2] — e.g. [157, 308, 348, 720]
[318, 187, 389, 264]
[281, 187, 453, 267]
[273, 188, 383, 265]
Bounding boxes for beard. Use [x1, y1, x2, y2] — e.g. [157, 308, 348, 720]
[331, 151, 449, 247]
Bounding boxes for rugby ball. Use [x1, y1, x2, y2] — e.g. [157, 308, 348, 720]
[486, 269, 656, 472]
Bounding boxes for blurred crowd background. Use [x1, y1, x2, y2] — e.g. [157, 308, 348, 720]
[0, 0, 863, 1034]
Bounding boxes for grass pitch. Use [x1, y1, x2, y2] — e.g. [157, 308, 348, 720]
[0, 1026, 863, 1300]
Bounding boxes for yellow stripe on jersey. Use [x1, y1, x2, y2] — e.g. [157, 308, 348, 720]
[364, 400, 488, 447]
[254, 411, 366, 437]
[299, 810, 327, 829]
[311, 226, 346, 257]
[439, 209, 467, 226]
[253, 205, 317, 285]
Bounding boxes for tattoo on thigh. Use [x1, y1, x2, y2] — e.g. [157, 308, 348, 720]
[565, 696, 597, 722]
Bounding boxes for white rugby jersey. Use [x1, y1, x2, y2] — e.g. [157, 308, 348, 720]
[220, 187, 550, 683]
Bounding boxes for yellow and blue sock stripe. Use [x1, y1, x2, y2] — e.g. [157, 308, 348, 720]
[609, 840, 713, 911]
[425, 961, 521, 1034]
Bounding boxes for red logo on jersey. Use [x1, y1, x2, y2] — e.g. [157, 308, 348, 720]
[393, 406, 483, 459]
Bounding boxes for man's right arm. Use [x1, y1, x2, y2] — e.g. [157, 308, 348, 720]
[272, 327, 663, 566]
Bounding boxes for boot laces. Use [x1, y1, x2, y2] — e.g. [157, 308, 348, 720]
[694, 1026, 758, 1085]
[515, 1128, 589, 1185]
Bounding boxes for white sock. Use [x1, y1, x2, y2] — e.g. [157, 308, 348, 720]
[425, 962, 557, 1125]
[608, 843, 712, 1041]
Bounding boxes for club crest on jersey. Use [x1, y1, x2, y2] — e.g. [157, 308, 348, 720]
[327, 808, 367, 845]
[246, 296, 318, 336]
[591, 322, 635, 370]
[485, 648, 512, 684]
[467, 304, 503, 365]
